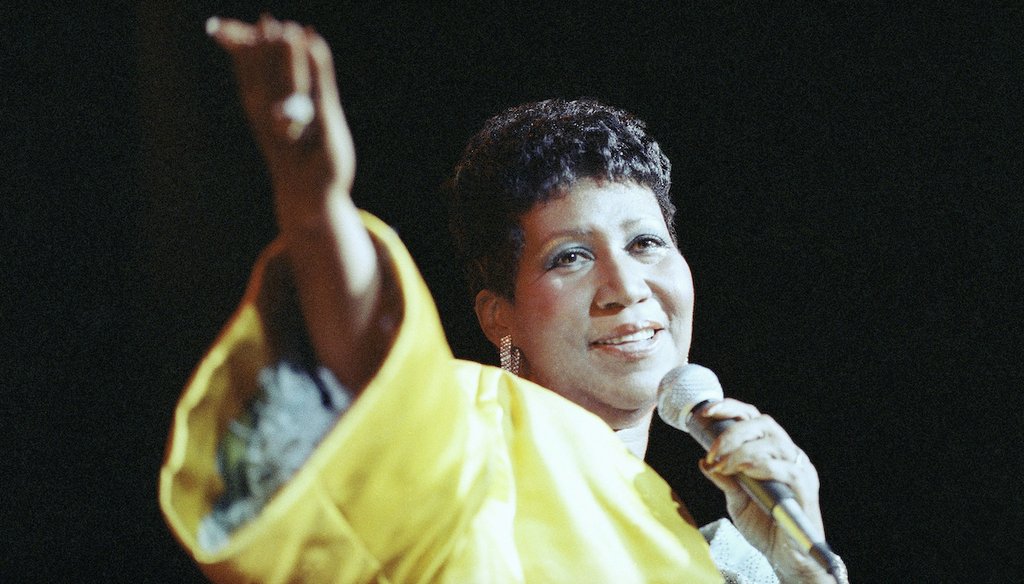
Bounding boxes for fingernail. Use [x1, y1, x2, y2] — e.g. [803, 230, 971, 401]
[205, 16, 220, 36]
[702, 403, 718, 417]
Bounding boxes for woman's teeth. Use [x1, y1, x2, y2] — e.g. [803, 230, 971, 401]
[595, 329, 656, 345]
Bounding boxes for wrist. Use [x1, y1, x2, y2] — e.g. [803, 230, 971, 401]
[274, 184, 353, 238]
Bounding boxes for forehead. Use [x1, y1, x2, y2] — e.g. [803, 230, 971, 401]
[520, 180, 666, 239]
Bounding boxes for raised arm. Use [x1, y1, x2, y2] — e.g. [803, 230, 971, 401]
[208, 15, 395, 391]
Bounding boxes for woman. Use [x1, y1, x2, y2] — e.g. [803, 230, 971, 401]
[160, 15, 844, 583]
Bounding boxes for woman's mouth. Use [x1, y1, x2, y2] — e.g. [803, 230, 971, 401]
[592, 328, 658, 346]
[589, 322, 666, 361]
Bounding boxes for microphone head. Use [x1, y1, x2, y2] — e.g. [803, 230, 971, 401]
[657, 363, 724, 432]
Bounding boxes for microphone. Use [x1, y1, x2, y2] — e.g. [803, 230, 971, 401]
[657, 363, 843, 579]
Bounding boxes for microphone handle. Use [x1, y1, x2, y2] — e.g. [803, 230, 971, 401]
[686, 401, 844, 579]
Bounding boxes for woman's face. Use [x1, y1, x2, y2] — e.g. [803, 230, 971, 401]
[508, 179, 694, 429]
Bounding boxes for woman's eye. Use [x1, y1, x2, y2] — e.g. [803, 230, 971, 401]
[555, 251, 581, 265]
[549, 249, 591, 269]
[630, 235, 667, 253]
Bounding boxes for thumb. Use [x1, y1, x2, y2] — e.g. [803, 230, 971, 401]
[699, 457, 744, 498]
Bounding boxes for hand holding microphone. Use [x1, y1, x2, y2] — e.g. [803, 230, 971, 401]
[659, 364, 847, 583]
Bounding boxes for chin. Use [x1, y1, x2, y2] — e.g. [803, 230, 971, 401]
[607, 375, 661, 410]
[603, 402, 656, 430]
[627, 365, 672, 392]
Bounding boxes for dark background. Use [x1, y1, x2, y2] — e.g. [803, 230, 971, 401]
[5, 2, 1022, 582]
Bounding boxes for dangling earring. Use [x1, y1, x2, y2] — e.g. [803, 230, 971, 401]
[499, 335, 522, 376]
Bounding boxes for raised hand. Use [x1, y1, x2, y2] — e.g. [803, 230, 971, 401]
[207, 14, 356, 231]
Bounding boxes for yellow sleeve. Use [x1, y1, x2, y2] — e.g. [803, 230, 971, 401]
[159, 212, 496, 583]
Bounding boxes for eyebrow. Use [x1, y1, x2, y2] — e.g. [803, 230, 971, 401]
[542, 218, 656, 241]
[543, 227, 594, 241]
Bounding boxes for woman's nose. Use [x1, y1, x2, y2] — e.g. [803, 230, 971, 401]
[593, 253, 651, 310]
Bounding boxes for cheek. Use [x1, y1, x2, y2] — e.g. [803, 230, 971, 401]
[513, 281, 582, 343]
[656, 259, 695, 316]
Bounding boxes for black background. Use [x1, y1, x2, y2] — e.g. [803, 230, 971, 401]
[4, 2, 1022, 582]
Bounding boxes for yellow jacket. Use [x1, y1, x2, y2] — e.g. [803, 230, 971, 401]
[160, 212, 722, 583]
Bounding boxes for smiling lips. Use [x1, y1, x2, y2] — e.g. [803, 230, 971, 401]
[591, 324, 664, 348]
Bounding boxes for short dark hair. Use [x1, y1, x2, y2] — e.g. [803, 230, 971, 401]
[446, 98, 675, 299]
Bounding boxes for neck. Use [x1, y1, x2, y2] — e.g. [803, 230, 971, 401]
[615, 410, 653, 458]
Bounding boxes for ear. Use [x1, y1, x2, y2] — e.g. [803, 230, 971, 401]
[474, 289, 514, 349]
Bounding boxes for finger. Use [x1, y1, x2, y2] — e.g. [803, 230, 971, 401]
[741, 458, 814, 488]
[306, 28, 343, 123]
[206, 16, 259, 48]
[698, 457, 744, 497]
[257, 12, 283, 41]
[286, 23, 312, 96]
[268, 21, 313, 142]
[708, 437, 794, 475]
[702, 397, 760, 420]
[712, 444, 810, 483]
[207, 16, 268, 99]
[206, 16, 276, 122]
[706, 414, 792, 465]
